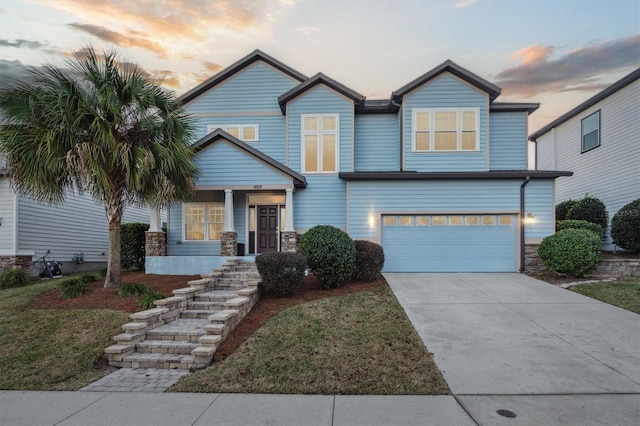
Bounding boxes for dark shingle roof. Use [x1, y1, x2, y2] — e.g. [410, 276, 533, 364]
[529, 68, 640, 140]
[490, 102, 539, 114]
[277, 73, 365, 114]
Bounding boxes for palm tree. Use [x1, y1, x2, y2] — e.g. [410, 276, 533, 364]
[0, 48, 199, 287]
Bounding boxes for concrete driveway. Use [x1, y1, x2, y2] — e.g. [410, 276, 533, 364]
[385, 273, 640, 425]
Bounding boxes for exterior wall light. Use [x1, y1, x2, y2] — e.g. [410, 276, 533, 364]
[524, 212, 536, 224]
[368, 214, 376, 228]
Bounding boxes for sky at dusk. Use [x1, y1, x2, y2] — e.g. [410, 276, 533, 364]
[0, 0, 638, 133]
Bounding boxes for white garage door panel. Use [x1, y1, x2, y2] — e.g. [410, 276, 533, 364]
[382, 214, 517, 272]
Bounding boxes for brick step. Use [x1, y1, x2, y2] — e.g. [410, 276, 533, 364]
[187, 301, 226, 310]
[180, 309, 219, 319]
[220, 271, 260, 278]
[213, 283, 249, 291]
[145, 319, 209, 342]
[196, 290, 239, 302]
[121, 352, 197, 369]
[135, 340, 198, 355]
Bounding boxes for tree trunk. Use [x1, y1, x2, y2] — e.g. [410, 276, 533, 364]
[103, 195, 124, 288]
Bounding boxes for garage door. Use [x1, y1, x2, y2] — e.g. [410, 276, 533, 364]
[382, 214, 517, 272]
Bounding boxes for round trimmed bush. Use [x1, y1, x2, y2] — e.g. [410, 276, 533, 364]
[566, 195, 608, 232]
[352, 240, 385, 282]
[611, 199, 640, 253]
[256, 252, 307, 296]
[0, 269, 30, 289]
[300, 225, 355, 289]
[556, 219, 604, 238]
[538, 228, 602, 277]
[556, 199, 579, 222]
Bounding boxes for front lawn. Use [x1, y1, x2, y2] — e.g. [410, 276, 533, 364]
[170, 285, 450, 395]
[570, 276, 640, 314]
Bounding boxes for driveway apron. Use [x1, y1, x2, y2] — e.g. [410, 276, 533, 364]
[385, 273, 640, 424]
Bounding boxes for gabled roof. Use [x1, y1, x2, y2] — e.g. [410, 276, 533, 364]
[179, 49, 308, 105]
[529, 67, 640, 141]
[393, 59, 502, 102]
[490, 102, 539, 114]
[277, 72, 365, 114]
[193, 129, 307, 188]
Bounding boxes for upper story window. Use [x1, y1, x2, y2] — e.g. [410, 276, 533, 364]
[302, 114, 339, 173]
[413, 108, 479, 152]
[581, 110, 600, 153]
[183, 203, 224, 241]
[207, 124, 259, 142]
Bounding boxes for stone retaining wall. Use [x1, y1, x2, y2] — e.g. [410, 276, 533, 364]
[524, 244, 547, 274]
[597, 259, 640, 276]
[0, 255, 32, 272]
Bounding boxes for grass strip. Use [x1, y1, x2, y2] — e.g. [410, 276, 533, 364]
[570, 276, 640, 314]
[170, 285, 450, 395]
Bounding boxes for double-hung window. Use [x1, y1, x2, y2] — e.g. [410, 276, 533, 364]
[413, 108, 479, 151]
[183, 204, 225, 241]
[581, 110, 600, 153]
[302, 114, 339, 173]
[207, 124, 259, 142]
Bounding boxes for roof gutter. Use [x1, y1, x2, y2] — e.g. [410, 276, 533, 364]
[520, 176, 531, 273]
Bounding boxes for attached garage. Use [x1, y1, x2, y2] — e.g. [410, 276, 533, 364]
[382, 214, 517, 272]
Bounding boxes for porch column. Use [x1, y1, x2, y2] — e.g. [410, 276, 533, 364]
[149, 207, 162, 232]
[220, 189, 237, 256]
[281, 188, 297, 253]
[145, 206, 167, 256]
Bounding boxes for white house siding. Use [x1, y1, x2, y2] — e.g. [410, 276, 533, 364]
[0, 179, 15, 253]
[489, 112, 528, 170]
[402, 73, 489, 172]
[354, 114, 400, 171]
[535, 79, 640, 249]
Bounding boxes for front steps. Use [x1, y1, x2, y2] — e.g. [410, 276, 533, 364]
[105, 259, 260, 370]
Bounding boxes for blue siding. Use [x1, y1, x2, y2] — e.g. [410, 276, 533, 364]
[195, 141, 292, 187]
[234, 191, 247, 245]
[354, 114, 400, 171]
[186, 62, 298, 113]
[192, 115, 286, 164]
[293, 176, 346, 230]
[403, 74, 488, 171]
[524, 180, 554, 238]
[287, 85, 354, 172]
[490, 112, 527, 170]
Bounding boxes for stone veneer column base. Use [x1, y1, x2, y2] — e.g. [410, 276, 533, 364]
[145, 232, 167, 257]
[524, 243, 547, 274]
[220, 231, 238, 256]
[280, 231, 297, 253]
[0, 255, 32, 272]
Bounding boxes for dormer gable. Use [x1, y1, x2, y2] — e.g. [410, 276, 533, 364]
[393, 59, 501, 102]
[180, 49, 307, 106]
[278, 72, 365, 114]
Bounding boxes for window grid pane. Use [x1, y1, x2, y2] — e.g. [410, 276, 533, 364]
[499, 215, 513, 225]
[416, 112, 430, 131]
[449, 216, 463, 226]
[416, 132, 430, 150]
[304, 116, 318, 131]
[322, 116, 336, 131]
[482, 216, 496, 225]
[432, 216, 446, 226]
[434, 132, 457, 150]
[243, 126, 256, 140]
[416, 216, 429, 226]
[322, 135, 336, 172]
[305, 135, 318, 172]
[383, 216, 397, 226]
[400, 216, 413, 226]
[461, 131, 476, 150]
[435, 111, 457, 131]
[465, 216, 479, 225]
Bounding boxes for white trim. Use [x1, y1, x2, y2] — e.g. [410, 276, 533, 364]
[192, 111, 281, 117]
[207, 124, 259, 142]
[196, 184, 294, 191]
[411, 107, 480, 152]
[181, 202, 225, 242]
[0, 249, 35, 256]
[301, 113, 340, 174]
[13, 192, 18, 254]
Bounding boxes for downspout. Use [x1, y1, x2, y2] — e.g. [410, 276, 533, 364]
[519, 176, 531, 273]
[392, 98, 403, 171]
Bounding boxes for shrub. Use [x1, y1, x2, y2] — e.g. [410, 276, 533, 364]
[352, 240, 385, 282]
[566, 195, 608, 232]
[556, 199, 579, 223]
[118, 282, 149, 297]
[121, 223, 149, 270]
[256, 252, 306, 296]
[556, 220, 604, 238]
[59, 278, 91, 298]
[300, 225, 356, 289]
[137, 290, 166, 309]
[0, 269, 30, 289]
[611, 199, 640, 253]
[538, 228, 602, 277]
[78, 273, 99, 284]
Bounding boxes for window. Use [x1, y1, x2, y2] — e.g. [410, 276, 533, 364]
[400, 216, 413, 226]
[448, 216, 463, 226]
[183, 204, 225, 241]
[432, 216, 446, 226]
[207, 124, 259, 142]
[498, 215, 513, 226]
[581, 110, 600, 153]
[416, 216, 430, 226]
[413, 108, 479, 151]
[302, 114, 339, 173]
[465, 216, 479, 226]
[383, 216, 397, 226]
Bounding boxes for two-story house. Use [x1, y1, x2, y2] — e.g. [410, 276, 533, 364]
[530, 68, 640, 250]
[145, 50, 570, 275]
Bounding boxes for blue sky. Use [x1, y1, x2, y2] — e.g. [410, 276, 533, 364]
[0, 0, 638, 132]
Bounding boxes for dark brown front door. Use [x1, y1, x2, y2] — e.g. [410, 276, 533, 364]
[257, 205, 278, 253]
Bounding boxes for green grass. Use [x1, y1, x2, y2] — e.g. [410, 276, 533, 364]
[0, 278, 129, 390]
[570, 276, 640, 314]
[170, 285, 450, 395]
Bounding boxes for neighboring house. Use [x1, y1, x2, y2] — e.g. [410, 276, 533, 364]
[0, 161, 161, 274]
[146, 50, 570, 275]
[530, 68, 640, 250]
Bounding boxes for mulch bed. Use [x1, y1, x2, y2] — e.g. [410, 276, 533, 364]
[26, 271, 385, 362]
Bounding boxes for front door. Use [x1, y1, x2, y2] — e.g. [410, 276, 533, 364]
[257, 205, 278, 253]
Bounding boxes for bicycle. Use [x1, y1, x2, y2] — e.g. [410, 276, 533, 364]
[33, 250, 63, 279]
